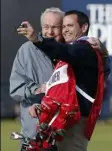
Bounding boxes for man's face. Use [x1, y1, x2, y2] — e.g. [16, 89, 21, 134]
[42, 12, 63, 42]
[62, 14, 84, 43]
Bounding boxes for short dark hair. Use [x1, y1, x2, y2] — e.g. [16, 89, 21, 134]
[65, 10, 90, 35]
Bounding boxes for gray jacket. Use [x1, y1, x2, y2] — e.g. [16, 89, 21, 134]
[10, 41, 53, 138]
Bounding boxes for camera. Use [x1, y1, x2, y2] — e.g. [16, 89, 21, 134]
[18, 24, 28, 28]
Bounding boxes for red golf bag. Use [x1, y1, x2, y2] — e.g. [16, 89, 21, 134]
[36, 61, 80, 148]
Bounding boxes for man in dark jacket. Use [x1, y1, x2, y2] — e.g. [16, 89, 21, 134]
[18, 10, 109, 151]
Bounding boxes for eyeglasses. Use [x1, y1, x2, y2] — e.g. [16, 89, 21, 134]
[42, 25, 61, 30]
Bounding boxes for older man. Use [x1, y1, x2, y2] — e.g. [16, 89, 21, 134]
[10, 7, 64, 151]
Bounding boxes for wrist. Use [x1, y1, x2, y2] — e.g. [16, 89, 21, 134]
[31, 34, 39, 43]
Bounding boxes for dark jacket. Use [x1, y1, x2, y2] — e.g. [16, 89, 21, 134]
[34, 38, 99, 117]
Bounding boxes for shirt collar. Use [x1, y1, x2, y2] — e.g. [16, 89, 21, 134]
[69, 36, 89, 44]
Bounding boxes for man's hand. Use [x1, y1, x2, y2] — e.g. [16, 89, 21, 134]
[28, 104, 41, 118]
[17, 21, 38, 42]
[34, 83, 46, 94]
[87, 37, 108, 56]
[87, 37, 100, 49]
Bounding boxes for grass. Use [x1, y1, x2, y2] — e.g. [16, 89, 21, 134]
[1, 119, 21, 151]
[88, 122, 112, 151]
[1, 120, 112, 151]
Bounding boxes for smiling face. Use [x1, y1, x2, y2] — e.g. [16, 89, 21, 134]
[41, 12, 63, 42]
[62, 14, 88, 43]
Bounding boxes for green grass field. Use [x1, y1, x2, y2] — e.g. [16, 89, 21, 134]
[1, 120, 112, 151]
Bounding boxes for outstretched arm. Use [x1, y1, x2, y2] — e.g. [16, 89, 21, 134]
[17, 21, 105, 65]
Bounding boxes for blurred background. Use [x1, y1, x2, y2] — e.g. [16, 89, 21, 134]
[1, 0, 112, 151]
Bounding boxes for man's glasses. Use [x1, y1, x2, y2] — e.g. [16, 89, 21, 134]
[42, 25, 61, 30]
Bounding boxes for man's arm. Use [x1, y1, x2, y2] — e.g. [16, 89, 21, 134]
[34, 37, 95, 65]
[16, 21, 107, 64]
[16, 22, 94, 65]
[9, 44, 44, 103]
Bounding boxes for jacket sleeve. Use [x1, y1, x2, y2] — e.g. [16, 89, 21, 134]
[9, 44, 44, 103]
[34, 38, 95, 66]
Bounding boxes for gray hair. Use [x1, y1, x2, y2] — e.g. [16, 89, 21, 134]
[40, 7, 65, 26]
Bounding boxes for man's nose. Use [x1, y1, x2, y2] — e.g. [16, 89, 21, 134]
[48, 27, 54, 34]
[64, 26, 69, 32]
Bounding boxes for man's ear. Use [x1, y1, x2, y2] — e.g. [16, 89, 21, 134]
[82, 23, 88, 34]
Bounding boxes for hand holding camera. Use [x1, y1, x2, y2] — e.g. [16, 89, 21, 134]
[17, 21, 38, 42]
